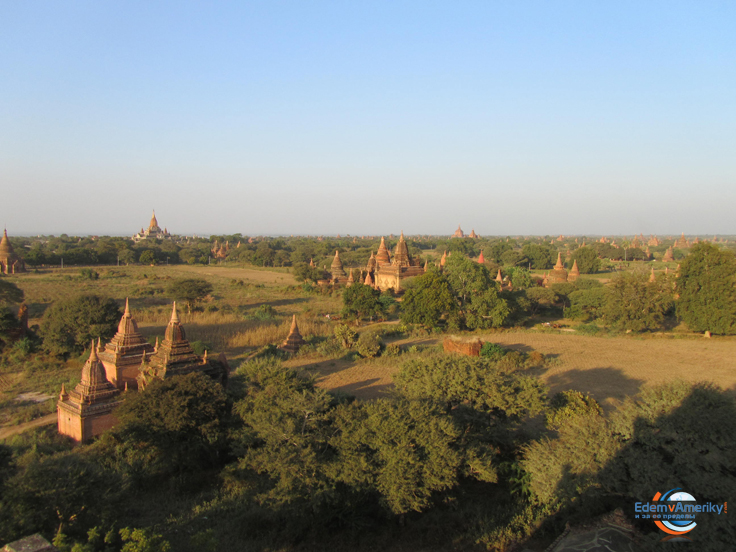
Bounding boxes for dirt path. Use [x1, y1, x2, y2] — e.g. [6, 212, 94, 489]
[0, 413, 57, 441]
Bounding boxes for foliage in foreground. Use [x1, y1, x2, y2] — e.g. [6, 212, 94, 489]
[41, 295, 121, 356]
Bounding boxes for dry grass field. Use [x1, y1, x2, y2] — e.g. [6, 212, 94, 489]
[290, 331, 736, 409]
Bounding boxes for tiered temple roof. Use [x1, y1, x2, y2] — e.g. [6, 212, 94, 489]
[280, 315, 306, 354]
[376, 237, 391, 265]
[132, 210, 171, 242]
[452, 225, 465, 238]
[137, 303, 228, 389]
[0, 229, 25, 274]
[392, 232, 412, 267]
[57, 342, 122, 442]
[98, 298, 155, 390]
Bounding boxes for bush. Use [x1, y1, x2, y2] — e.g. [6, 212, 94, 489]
[480, 342, 507, 361]
[356, 332, 383, 358]
[244, 304, 277, 321]
[545, 390, 602, 430]
[79, 268, 99, 280]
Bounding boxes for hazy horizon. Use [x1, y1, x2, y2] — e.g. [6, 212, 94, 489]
[2, 2, 735, 236]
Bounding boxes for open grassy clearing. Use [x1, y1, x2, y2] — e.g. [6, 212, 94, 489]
[289, 330, 736, 407]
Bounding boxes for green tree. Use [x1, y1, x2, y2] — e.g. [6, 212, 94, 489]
[676, 243, 736, 334]
[444, 256, 509, 329]
[602, 271, 673, 331]
[95, 372, 229, 482]
[330, 399, 461, 515]
[521, 243, 555, 269]
[291, 262, 325, 284]
[41, 295, 121, 356]
[567, 287, 607, 321]
[570, 246, 600, 274]
[400, 269, 456, 329]
[138, 250, 156, 265]
[355, 331, 382, 358]
[166, 278, 213, 313]
[341, 283, 382, 323]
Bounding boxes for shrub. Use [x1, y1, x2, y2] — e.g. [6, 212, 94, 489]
[545, 390, 602, 430]
[356, 332, 383, 358]
[480, 342, 506, 361]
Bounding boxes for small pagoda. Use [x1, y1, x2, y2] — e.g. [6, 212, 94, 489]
[58, 342, 122, 442]
[546, 252, 569, 285]
[330, 250, 347, 281]
[98, 298, 155, 390]
[568, 259, 580, 282]
[137, 303, 228, 389]
[280, 315, 306, 354]
[0, 229, 25, 274]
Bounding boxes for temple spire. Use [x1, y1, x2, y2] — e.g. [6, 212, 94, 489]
[170, 302, 179, 323]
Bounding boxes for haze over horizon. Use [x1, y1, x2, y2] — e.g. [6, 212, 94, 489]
[2, 2, 735, 236]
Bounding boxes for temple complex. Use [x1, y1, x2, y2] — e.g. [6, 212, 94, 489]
[366, 232, 425, 292]
[98, 299, 155, 391]
[546, 253, 569, 285]
[57, 342, 122, 442]
[211, 240, 229, 259]
[0, 229, 25, 274]
[674, 233, 690, 249]
[137, 303, 228, 389]
[647, 235, 660, 247]
[132, 210, 171, 242]
[280, 315, 306, 354]
[452, 225, 465, 238]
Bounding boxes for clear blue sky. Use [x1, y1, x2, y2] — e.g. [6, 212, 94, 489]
[1, 1, 735, 236]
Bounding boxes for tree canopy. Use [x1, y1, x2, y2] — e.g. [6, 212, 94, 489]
[41, 295, 121, 356]
[166, 278, 213, 313]
[400, 269, 456, 328]
[341, 283, 383, 323]
[676, 243, 736, 334]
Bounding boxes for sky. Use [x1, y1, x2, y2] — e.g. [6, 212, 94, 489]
[1, 1, 735, 237]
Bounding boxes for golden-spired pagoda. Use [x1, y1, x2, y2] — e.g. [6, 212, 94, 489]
[280, 315, 306, 354]
[366, 232, 425, 292]
[57, 342, 122, 442]
[137, 303, 228, 389]
[98, 298, 155, 391]
[0, 229, 25, 274]
[132, 210, 171, 242]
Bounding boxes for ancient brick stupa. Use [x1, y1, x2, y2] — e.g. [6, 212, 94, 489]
[98, 298, 154, 391]
[376, 237, 391, 266]
[137, 303, 228, 389]
[330, 250, 347, 281]
[452, 225, 465, 238]
[663, 246, 675, 262]
[568, 259, 580, 282]
[477, 250, 485, 264]
[392, 232, 412, 267]
[0, 229, 25, 274]
[280, 315, 306, 354]
[546, 252, 568, 285]
[58, 341, 122, 442]
[495, 269, 503, 283]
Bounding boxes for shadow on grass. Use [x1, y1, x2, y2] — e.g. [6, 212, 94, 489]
[545, 366, 644, 408]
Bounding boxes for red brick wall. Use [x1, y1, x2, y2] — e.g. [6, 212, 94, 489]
[443, 338, 482, 357]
